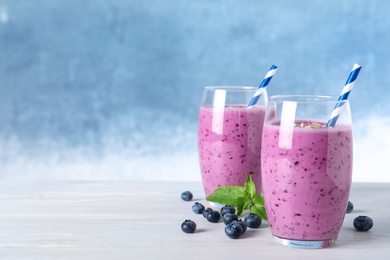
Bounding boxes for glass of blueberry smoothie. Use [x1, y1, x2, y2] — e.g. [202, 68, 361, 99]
[261, 95, 353, 249]
[198, 86, 268, 200]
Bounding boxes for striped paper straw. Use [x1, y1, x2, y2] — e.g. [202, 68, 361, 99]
[326, 63, 362, 127]
[247, 65, 278, 107]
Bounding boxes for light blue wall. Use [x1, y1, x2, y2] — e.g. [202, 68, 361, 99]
[0, 0, 388, 180]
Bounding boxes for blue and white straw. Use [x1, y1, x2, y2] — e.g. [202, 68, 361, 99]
[247, 65, 278, 107]
[327, 63, 362, 127]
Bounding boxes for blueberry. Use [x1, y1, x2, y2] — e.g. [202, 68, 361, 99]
[237, 219, 247, 234]
[220, 205, 236, 216]
[192, 202, 205, 214]
[206, 210, 221, 223]
[181, 191, 193, 201]
[244, 213, 262, 228]
[223, 212, 238, 225]
[203, 207, 213, 218]
[353, 216, 373, 231]
[225, 220, 243, 239]
[181, 219, 197, 233]
[346, 201, 354, 213]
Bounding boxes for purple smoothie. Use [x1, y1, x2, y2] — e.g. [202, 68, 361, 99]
[261, 120, 352, 241]
[198, 105, 266, 196]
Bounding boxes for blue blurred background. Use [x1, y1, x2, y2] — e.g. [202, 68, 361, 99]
[0, 0, 388, 181]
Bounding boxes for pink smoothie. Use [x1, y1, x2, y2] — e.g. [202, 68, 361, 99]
[261, 120, 352, 241]
[198, 105, 266, 196]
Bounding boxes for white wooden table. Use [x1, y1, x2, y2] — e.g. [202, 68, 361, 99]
[0, 181, 388, 259]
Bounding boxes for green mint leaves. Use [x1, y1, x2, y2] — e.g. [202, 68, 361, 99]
[205, 186, 245, 206]
[206, 174, 267, 220]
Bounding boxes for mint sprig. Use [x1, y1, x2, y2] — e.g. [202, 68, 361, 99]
[206, 174, 267, 220]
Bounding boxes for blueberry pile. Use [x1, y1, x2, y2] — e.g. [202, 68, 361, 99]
[181, 192, 375, 239]
[180, 191, 262, 238]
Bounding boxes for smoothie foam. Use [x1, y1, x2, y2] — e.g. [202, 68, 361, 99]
[198, 105, 266, 196]
[261, 120, 353, 240]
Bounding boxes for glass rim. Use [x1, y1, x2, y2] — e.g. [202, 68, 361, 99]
[204, 86, 258, 91]
[269, 95, 347, 103]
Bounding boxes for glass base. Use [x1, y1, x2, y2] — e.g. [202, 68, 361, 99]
[273, 235, 336, 249]
[208, 201, 225, 207]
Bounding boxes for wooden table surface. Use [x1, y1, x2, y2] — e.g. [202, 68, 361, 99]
[0, 181, 388, 259]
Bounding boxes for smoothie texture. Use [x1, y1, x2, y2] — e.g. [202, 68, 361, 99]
[198, 105, 266, 196]
[261, 120, 353, 241]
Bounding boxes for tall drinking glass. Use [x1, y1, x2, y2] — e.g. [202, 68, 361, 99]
[261, 95, 353, 248]
[198, 86, 268, 199]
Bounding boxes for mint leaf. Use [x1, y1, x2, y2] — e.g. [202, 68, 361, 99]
[235, 196, 252, 216]
[235, 196, 247, 216]
[244, 174, 256, 199]
[251, 194, 267, 220]
[206, 186, 244, 206]
[205, 173, 268, 220]
[250, 202, 267, 221]
[253, 193, 265, 205]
